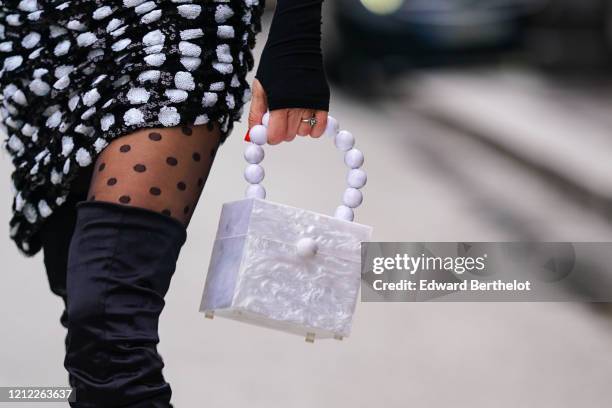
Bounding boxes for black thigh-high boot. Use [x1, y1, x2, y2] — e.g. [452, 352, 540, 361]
[65, 201, 186, 407]
[40, 193, 84, 332]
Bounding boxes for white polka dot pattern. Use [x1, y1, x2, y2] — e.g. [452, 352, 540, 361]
[0, 0, 265, 255]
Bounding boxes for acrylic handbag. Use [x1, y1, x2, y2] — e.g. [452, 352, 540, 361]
[199, 114, 372, 342]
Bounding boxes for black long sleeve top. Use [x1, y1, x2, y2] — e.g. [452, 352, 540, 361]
[255, 0, 330, 112]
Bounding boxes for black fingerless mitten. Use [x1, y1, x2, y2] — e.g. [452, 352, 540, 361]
[255, 0, 330, 111]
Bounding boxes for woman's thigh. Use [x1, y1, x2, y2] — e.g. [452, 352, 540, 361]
[88, 124, 221, 225]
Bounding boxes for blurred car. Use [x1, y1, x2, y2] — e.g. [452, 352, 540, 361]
[324, 0, 612, 92]
[521, 0, 612, 72]
[324, 0, 545, 88]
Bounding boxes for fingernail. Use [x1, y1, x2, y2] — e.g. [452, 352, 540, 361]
[244, 129, 251, 142]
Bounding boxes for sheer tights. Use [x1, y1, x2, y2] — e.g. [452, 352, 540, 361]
[88, 124, 221, 225]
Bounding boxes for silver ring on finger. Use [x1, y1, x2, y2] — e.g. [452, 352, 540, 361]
[301, 117, 318, 127]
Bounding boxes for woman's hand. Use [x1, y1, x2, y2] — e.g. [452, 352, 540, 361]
[248, 79, 328, 145]
[250, 0, 329, 144]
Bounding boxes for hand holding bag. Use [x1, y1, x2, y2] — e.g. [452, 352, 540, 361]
[200, 115, 372, 342]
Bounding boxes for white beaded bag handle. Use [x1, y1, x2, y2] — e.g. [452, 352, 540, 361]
[243, 113, 367, 223]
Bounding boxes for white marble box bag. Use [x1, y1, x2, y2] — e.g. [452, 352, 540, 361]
[200, 115, 372, 342]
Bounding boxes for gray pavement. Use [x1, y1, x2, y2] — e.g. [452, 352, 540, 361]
[408, 69, 612, 218]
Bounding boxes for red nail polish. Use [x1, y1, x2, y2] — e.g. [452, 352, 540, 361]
[244, 129, 251, 142]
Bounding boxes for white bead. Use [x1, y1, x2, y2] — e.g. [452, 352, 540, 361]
[343, 188, 363, 208]
[323, 116, 339, 138]
[335, 130, 354, 151]
[347, 169, 367, 189]
[249, 124, 267, 145]
[262, 111, 270, 127]
[334, 205, 354, 222]
[296, 237, 318, 258]
[344, 148, 364, 169]
[244, 144, 264, 164]
[244, 164, 264, 184]
[245, 184, 266, 199]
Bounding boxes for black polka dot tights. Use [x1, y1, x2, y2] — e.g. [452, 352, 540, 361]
[88, 124, 221, 225]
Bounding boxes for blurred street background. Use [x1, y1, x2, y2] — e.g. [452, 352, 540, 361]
[3, 0, 612, 406]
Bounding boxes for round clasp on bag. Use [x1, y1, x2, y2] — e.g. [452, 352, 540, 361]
[243, 113, 367, 223]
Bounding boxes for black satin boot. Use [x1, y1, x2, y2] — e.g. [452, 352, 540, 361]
[40, 193, 85, 333]
[64, 201, 186, 407]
